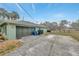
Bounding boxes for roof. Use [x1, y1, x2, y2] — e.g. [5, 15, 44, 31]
[0, 20, 47, 28]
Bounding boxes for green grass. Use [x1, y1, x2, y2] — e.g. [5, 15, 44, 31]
[45, 31, 79, 41]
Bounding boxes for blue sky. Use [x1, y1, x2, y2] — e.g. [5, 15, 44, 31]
[0, 3, 79, 23]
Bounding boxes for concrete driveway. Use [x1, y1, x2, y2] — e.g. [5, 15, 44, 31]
[5, 35, 79, 56]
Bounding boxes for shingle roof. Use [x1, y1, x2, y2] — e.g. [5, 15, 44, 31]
[0, 20, 47, 28]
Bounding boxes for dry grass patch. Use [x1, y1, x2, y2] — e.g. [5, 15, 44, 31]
[52, 31, 79, 41]
[45, 31, 79, 41]
[0, 40, 22, 55]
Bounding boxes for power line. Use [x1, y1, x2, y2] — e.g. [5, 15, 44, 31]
[16, 3, 34, 20]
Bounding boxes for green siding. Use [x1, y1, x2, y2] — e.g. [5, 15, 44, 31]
[0, 23, 47, 39]
[43, 28, 47, 33]
[1, 25, 7, 35]
[16, 26, 34, 38]
[40, 28, 47, 33]
[35, 27, 47, 34]
[6, 24, 16, 39]
[35, 27, 40, 31]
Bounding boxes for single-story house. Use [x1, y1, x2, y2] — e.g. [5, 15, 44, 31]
[0, 20, 47, 39]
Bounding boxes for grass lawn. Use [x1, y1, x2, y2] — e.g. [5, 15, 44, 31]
[45, 30, 79, 41]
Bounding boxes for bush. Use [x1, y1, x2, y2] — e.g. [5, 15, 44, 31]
[0, 33, 7, 41]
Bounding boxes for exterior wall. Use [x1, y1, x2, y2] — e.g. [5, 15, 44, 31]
[1, 24, 7, 35]
[0, 23, 47, 39]
[35, 27, 40, 31]
[40, 28, 47, 33]
[16, 26, 34, 39]
[35, 27, 47, 34]
[43, 28, 47, 33]
[6, 24, 16, 39]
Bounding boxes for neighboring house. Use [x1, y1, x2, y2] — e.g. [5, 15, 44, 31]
[0, 20, 47, 39]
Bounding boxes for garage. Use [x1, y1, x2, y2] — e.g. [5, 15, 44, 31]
[16, 26, 34, 39]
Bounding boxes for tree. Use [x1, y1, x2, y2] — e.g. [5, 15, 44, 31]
[41, 21, 58, 31]
[7, 11, 19, 20]
[71, 20, 79, 30]
[59, 20, 69, 29]
[51, 22, 58, 31]
[0, 8, 8, 19]
[0, 8, 19, 20]
[42, 21, 52, 30]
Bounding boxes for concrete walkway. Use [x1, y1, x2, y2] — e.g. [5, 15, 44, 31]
[5, 35, 79, 56]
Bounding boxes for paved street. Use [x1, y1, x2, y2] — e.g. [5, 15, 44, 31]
[5, 35, 79, 56]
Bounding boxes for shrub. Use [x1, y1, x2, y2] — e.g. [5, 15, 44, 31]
[0, 33, 7, 41]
